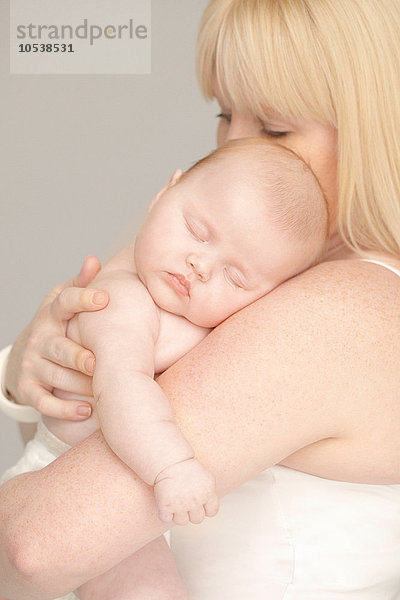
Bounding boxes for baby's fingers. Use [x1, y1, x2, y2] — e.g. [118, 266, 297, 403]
[204, 495, 220, 518]
[173, 512, 190, 526]
[158, 509, 173, 524]
[189, 506, 206, 525]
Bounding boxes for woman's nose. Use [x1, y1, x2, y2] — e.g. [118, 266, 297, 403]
[186, 254, 210, 282]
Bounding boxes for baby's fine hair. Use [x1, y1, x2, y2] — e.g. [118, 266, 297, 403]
[183, 138, 329, 268]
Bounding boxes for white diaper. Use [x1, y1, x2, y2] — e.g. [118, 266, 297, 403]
[1, 419, 71, 485]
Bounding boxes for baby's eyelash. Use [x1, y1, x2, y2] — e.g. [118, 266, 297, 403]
[185, 221, 205, 242]
[224, 268, 244, 289]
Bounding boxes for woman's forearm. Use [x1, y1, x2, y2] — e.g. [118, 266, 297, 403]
[0, 320, 249, 598]
[0, 314, 254, 598]
[0, 432, 169, 599]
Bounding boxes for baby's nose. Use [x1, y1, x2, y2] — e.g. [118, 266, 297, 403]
[186, 255, 210, 282]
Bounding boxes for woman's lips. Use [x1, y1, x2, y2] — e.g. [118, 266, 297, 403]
[166, 273, 191, 297]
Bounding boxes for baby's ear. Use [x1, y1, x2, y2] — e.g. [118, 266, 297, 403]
[148, 169, 184, 212]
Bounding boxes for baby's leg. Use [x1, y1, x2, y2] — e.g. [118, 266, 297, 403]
[76, 535, 187, 600]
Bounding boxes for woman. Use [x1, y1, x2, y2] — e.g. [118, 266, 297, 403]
[1, 0, 400, 598]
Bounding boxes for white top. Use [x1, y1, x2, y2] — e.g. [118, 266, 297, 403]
[0, 345, 40, 422]
[171, 466, 400, 598]
[171, 259, 400, 599]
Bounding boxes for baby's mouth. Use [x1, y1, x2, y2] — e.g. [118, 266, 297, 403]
[166, 272, 191, 297]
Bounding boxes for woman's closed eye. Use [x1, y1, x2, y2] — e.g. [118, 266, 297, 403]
[216, 112, 289, 138]
[216, 112, 231, 123]
[259, 118, 290, 138]
[261, 127, 289, 138]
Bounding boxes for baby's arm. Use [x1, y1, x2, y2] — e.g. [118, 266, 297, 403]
[78, 269, 219, 524]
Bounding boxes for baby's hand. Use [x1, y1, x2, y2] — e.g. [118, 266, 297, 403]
[154, 458, 219, 526]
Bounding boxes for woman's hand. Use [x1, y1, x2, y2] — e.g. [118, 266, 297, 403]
[4, 256, 109, 420]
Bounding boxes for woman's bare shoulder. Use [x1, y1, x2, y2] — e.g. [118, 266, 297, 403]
[227, 257, 400, 393]
[242, 257, 400, 331]
[263, 258, 400, 482]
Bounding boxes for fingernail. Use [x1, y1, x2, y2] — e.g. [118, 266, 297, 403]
[93, 292, 107, 305]
[84, 357, 95, 373]
[77, 405, 92, 417]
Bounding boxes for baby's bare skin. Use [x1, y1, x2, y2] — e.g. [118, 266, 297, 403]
[38, 146, 325, 600]
[45, 148, 323, 525]
[45, 243, 213, 600]
[46, 242, 217, 525]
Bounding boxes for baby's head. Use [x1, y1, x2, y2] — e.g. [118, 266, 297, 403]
[135, 138, 328, 328]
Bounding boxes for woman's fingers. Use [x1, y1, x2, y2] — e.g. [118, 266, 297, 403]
[11, 355, 94, 420]
[3, 257, 109, 419]
[50, 287, 109, 322]
[36, 256, 102, 313]
[40, 336, 95, 376]
[30, 387, 92, 421]
[51, 256, 102, 292]
[72, 255, 102, 288]
[35, 360, 94, 396]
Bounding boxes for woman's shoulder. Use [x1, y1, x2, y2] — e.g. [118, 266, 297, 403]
[223, 254, 400, 403]
[271, 257, 400, 481]
[166, 255, 400, 485]
[269, 256, 400, 325]
[236, 256, 400, 482]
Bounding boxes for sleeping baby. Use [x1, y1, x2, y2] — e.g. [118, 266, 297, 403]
[2, 137, 328, 600]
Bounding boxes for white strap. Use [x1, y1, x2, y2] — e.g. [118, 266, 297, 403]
[0, 345, 40, 423]
[360, 259, 400, 278]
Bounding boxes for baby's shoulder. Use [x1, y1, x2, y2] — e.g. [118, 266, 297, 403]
[94, 268, 153, 307]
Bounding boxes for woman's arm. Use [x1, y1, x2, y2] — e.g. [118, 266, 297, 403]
[0, 260, 383, 599]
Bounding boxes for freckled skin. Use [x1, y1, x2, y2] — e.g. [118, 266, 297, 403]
[2, 106, 400, 598]
[2, 259, 400, 598]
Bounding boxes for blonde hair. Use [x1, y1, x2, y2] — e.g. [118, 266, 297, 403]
[183, 138, 329, 268]
[196, 0, 400, 257]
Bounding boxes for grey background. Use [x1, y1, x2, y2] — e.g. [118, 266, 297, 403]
[1, 0, 217, 474]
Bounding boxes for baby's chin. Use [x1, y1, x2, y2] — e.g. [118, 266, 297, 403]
[153, 293, 231, 328]
[185, 310, 232, 329]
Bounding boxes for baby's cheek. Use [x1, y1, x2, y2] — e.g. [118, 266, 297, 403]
[204, 299, 234, 328]
[187, 301, 219, 329]
[221, 292, 256, 323]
